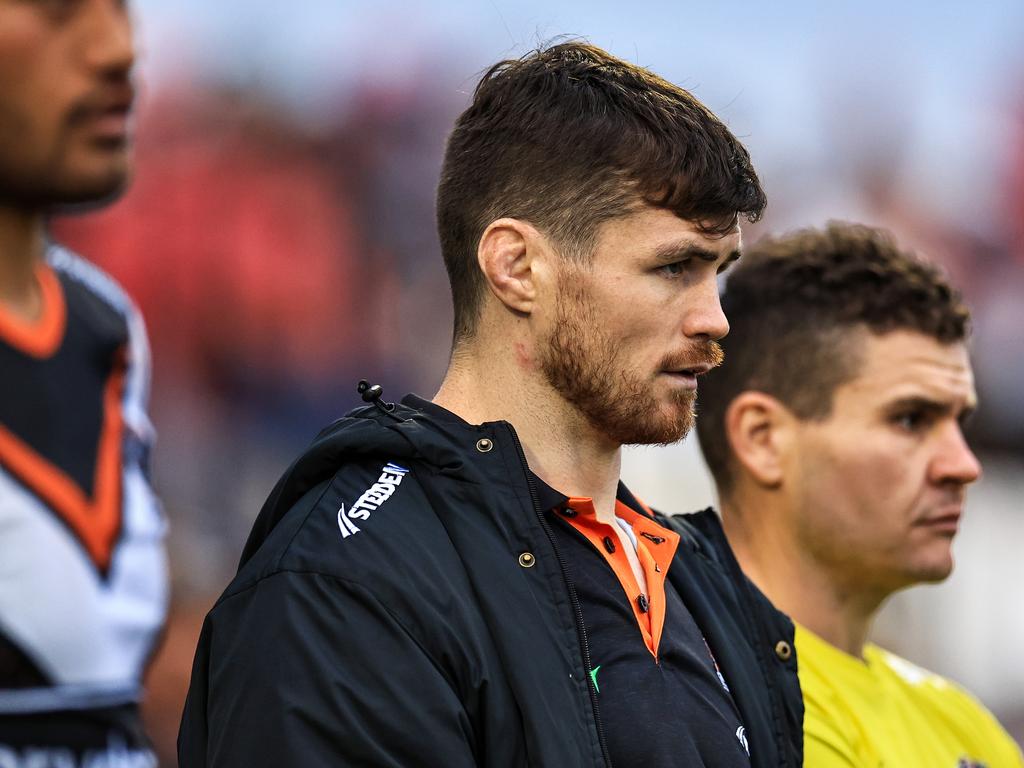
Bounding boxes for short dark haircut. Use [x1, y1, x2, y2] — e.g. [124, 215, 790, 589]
[437, 41, 766, 342]
[696, 221, 971, 494]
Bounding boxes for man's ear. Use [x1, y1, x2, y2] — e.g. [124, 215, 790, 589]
[724, 392, 794, 489]
[477, 218, 546, 315]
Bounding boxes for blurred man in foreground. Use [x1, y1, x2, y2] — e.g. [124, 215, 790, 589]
[180, 42, 803, 767]
[0, 1, 166, 764]
[697, 223, 1024, 766]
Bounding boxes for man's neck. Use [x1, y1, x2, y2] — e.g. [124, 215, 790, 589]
[0, 206, 47, 322]
[722, 492, 883, 659]
[434, 339, 622, 521]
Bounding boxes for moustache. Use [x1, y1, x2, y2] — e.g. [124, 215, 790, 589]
[660, 340, 724, 373]
[65, 80, 135, 127]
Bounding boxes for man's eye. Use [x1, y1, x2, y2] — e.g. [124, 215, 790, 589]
[659, 261, 687, 277]
[32, 0, 80, 17]
[894, 411, 928, 432]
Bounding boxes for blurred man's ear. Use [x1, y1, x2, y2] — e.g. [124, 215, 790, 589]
[724, 392, 794, 490]
[477, 218, 550, 316]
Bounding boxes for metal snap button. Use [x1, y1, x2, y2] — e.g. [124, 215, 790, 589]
[518, 552, 535, 568]
[476, 438, 493, 453]
[774, 640, 792, 661]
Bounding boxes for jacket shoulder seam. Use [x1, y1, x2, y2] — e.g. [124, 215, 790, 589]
[272, 478, 338, 572]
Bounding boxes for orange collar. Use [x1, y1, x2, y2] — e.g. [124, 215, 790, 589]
[0, 262, 66, 358]
[559, 494, 680, 660]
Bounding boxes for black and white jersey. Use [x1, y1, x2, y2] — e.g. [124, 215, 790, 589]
[0, 244, 168, 718]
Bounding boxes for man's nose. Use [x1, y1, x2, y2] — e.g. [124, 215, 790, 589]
[682, 277, 730, 341]
[81, 0, 136, 76]
[930, 424, 982, 487]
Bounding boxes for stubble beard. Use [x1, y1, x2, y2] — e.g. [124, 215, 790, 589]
[539, 275, 721, 446]
[0, 108, 130, 209]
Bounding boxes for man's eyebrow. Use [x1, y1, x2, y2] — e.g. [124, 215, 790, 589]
[652, 244, 742, 265]
[884, 395, 977, 423]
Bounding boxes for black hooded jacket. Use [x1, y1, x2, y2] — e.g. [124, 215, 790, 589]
[179, 395, 802, 767]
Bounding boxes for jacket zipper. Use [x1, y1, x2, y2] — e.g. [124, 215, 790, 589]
[504, 425, 613, 768]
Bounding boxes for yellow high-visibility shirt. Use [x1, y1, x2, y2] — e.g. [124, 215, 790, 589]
[796, 624, 1023, 767]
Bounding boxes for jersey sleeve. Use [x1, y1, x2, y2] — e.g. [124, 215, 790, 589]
[931, 680, 1024, 768]
[179, 569, 480, 768]
[971, 711, 1024, 768]
[121, 298, 156, 471]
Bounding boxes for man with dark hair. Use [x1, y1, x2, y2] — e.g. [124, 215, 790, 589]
[696, 222, 1023, 766]
[180, 42, 802, 767]
[0, 1, 166, 765]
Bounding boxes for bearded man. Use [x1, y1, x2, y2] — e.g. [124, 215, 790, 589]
[0, 2, 165, 765]
[179, 42, 802, 768]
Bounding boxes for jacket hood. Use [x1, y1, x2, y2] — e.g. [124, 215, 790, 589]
[238, 393, 483, 568]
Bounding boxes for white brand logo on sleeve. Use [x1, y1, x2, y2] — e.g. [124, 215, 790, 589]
[337, 462, 410, 538]
[735, 725, 749, 756]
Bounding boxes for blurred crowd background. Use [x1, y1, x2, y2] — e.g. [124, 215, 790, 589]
[50, 1, 1023, 762]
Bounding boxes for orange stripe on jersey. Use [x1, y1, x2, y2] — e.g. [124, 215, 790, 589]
[563, 496, 679, 659]
[0, 263, 67, 358]
[0, 348, 126, 572]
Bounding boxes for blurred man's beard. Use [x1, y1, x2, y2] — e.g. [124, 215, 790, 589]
[0, 122, 130, 209]
[539, 273, 720, 446]
[0, 161, 129, 209]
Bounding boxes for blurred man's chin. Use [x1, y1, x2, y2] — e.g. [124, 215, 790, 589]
[918, 558, 955, 584]
[895, 555, 955, 590]
[47, 167, 131, 211]
[0, 149, 132, 210]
